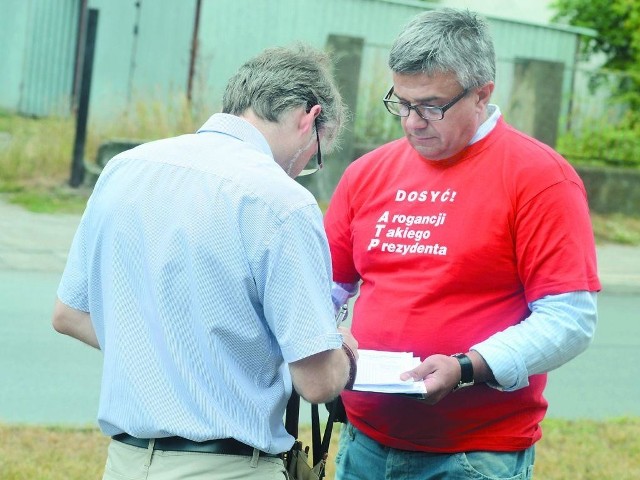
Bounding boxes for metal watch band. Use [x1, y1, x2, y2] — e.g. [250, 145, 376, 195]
[451, 353, 474, 391]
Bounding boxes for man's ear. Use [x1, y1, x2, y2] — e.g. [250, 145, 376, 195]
[300, 104, 321, 135]
[476, 82, 495, 107]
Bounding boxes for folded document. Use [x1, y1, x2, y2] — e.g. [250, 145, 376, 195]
[353, 349, 427, 396]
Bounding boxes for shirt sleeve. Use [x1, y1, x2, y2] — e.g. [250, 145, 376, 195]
[331, 281, 359, 313]
[57, 214, 90, 312]
[514, 178, 600, 302]
[471, 290, 597, 391]
[256, 204, 343, 363]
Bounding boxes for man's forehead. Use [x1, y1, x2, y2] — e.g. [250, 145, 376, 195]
[391, 72, 460, 101]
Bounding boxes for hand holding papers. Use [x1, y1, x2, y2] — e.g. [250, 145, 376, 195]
[353, 350, 427, 397]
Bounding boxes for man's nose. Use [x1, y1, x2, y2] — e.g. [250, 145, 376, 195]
[404, 108, 429, 129]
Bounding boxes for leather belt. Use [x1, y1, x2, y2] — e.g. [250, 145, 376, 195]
[112, 433, 280, 458]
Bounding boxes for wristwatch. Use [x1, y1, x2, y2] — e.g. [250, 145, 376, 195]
[451, 353, 474, 391]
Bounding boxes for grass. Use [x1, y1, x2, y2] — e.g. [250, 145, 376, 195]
[0, 101, 201, 215]
[1, 110, 640, 245]
[0, 112, 76, 188]
[2, 185, 93, 214]
[2, 111, 640, 244]
[1, 419, 639, 479]
[4, 188, 638, 245]
[591, 212, 640, 245]
[0, 424, 109, 480]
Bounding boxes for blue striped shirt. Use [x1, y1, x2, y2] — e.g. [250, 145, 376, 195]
[57, 113, 342, 454]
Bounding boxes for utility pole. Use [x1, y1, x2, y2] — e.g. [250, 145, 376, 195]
[69, 8, 99, 188]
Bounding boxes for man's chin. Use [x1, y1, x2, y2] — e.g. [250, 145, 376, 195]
[409, 142, 446, 161]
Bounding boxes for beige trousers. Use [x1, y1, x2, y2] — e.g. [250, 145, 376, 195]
[102, 439, 287, 479]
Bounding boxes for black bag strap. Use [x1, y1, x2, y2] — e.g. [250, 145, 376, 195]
[285, 391, 342, 476]
[312, 396, 342, 467]
[311, 403, 322, 465]
[321, 398, 340, 453]
[284, 390, 300, 440]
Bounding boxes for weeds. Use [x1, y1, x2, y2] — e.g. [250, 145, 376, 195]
[1, 110, 639, 246]
[1, 419, 639, 480]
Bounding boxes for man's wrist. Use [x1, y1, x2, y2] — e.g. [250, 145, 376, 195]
[451, 353, 474, 391]
[342, 343, 357, 390]
[466, 349, 496, 385]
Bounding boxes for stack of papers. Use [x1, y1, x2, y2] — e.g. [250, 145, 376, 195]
[353, 350, 427, 397]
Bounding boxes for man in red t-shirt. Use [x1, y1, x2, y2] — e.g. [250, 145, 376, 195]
[324, 8, 600, 480]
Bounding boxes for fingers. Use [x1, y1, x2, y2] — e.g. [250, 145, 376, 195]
[398, 354, 461, 405]
[400, 370, 421, 381]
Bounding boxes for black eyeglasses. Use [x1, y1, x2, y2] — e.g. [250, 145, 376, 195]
[298, 118, 322, 177]
[383, 86, 469, 121]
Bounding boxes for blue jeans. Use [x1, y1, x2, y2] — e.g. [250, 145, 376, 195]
[335, 423, 535, 480]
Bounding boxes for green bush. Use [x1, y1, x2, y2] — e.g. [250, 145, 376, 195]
[557, 111, 640, 168]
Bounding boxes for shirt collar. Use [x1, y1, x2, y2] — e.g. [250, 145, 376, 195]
[469, 104, 501, 145]
[197, 113, 273, 157]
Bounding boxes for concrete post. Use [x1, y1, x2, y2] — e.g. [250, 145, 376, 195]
[506, 58, 564, 148]
[297, 34, 364, 203]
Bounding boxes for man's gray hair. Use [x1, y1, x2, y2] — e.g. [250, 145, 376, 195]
[388, 8, 496, 89]
[223, 44, 346, 151]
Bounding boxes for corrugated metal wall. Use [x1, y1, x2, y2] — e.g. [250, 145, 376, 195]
[194, 0, 440, 112]
[13, 0, 79, 117]
[87, 0, 197, 120]
[0, 1, 31, 111]
[3, 0, 588, 131]
[192, 0, 584, 140]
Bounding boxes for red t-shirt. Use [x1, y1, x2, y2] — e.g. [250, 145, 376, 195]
[324, 118, 601, 452]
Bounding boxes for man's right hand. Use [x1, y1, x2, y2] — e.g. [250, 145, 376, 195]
[338, 326, 359, 361]
[289, 328, 358, 404]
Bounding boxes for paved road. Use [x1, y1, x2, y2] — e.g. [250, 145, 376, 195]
[1, 197, 639, 426]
